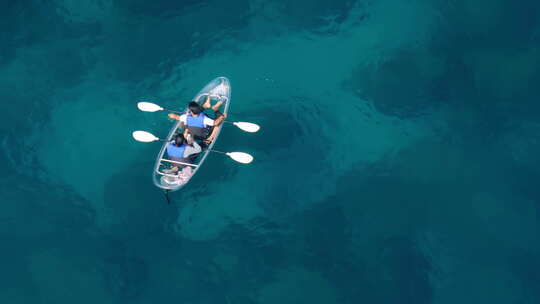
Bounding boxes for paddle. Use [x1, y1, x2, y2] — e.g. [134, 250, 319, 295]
[137, 101, 183, 114]
[132, 131, 254, 164]
[137, 101, 260, 133]
[223, 121, 260, 133]
[209, 150, 254, 164]
[132, 130, 165, 142]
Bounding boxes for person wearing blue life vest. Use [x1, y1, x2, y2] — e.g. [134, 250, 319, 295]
[165, 133, 201, 173]
[168, 96, 226, 144]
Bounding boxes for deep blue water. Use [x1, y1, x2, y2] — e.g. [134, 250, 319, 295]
[1, 0, 540, 303]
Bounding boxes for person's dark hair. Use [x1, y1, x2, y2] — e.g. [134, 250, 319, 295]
[174, 133, 185, 146]
[189, 101, 202, 114]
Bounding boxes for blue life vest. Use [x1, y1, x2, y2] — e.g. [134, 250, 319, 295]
[166, 142, 186, 159]
[186, 113, 206, 128]
[186, 113, 210, 139]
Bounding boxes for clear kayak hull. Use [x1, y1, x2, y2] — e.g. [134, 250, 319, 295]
[152, 77, 231, 191]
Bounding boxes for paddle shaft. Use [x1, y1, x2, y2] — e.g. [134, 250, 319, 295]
[162, 107, 183, 115]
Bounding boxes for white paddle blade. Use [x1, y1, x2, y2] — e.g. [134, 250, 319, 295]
[137, 102, 163, 112]
[132, 131, 159, 142]
[233, 122, 260, 133]
[226, 152, 254, 164]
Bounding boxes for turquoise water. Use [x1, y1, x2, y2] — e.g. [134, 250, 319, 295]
[2, 0, 540, 303]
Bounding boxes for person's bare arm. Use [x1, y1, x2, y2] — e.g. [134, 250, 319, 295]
[214, 113, 226, 126]
[204, 113, 227, 143]
[204, 126, 220, 144]
[169, 113, 187, 131]
[168, 113, 180, 120]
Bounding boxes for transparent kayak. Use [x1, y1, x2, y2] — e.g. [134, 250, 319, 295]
[152, 77, 231, 191]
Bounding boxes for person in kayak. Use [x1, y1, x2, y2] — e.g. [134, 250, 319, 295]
[165, 133, 201, 173]
[168, 96, 226, 144]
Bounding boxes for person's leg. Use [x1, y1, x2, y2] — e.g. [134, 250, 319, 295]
[203, 95, 224, 112]
[202, 94, 212, 109]
[211, 100, 223, 112]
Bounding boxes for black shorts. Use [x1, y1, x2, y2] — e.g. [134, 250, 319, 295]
[203, 126, 213, 138]
[192, 110, 222, 142]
